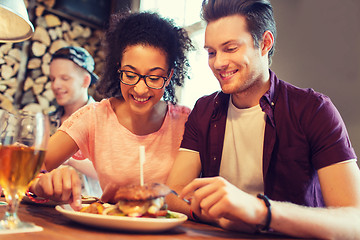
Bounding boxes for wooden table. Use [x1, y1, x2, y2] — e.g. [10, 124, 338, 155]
[0, 199, 301, 240]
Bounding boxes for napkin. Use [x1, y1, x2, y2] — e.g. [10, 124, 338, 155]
[0, 224, 43, 234]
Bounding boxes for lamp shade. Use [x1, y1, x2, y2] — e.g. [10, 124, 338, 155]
[0, 0, 34, 42]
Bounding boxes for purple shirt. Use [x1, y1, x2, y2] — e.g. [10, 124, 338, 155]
[181, 70, 356, 207]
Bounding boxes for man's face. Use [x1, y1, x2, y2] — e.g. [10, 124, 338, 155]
[204, 14, 267, 95]
[49, 59, 88, 107]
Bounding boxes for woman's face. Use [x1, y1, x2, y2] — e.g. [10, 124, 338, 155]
[119, 44, 171, 116]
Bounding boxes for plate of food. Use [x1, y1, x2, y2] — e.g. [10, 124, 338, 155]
[55, 183, 188, 232]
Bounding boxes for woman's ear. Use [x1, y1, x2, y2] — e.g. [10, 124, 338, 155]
[165, 69, 174, 87]
[261, 30, 274, 56]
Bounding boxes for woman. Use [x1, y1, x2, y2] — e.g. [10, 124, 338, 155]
[29, 11, 193, 210]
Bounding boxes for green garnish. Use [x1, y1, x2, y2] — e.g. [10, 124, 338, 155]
[165, 211, 178, 218]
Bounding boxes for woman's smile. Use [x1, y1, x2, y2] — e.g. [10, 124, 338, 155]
[131, 94, 151, 103]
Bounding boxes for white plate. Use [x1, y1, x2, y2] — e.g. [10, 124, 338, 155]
[55, 204, 187, 232]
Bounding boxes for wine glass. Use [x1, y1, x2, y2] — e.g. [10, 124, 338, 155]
[0, 110, 49, 230]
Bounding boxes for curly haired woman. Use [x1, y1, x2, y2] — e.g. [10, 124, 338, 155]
[29, 11, 194, 210]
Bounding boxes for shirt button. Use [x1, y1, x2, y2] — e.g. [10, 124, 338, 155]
[214, 124, 217, 128]
[271, 102, 275, 106]
[213, 157, 217, 161]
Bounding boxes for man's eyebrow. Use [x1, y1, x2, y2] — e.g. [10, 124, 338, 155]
[204, 40, 238, 49]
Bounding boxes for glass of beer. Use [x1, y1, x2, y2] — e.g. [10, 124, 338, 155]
[0, 110, 49, 230]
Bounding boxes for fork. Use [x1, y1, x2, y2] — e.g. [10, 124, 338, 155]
[170, 190, 191, 204]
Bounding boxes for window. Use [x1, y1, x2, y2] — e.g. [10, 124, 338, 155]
[140, 0, 219, 108]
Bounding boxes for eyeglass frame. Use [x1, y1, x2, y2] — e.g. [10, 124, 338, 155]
[117, 69, 170, 90]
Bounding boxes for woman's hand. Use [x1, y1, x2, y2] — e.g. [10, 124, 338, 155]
[30, 166, 82, 210]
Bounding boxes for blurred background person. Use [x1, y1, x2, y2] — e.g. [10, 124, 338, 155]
[48, 46, 102, 197]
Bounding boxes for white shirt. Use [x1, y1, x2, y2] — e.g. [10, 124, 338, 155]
[220, 98, 266, 196]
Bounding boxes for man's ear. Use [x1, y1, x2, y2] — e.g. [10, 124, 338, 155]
[261, 30, 274, 56]
[82, 73, 91, 88]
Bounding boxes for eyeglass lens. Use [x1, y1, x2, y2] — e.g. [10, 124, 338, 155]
[120, 71, 166, 89]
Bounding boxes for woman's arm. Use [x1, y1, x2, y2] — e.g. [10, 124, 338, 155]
[28, 131, 82, 210]
[45, 131, 79, 171]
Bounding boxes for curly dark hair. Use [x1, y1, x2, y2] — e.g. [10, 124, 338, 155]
[96, 11, 194, 104]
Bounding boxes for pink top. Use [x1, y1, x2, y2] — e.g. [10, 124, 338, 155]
[59, 99, 190, 194]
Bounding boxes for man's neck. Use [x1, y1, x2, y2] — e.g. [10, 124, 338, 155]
[231, 71, 270, 109]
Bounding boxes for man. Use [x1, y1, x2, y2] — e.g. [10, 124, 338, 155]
[48, 46, 102, 197]
[166, 0, 360, 239]
[49, 46, 97, 135]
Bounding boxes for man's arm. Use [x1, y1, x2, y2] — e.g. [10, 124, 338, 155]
[166, 150, 202, 217]
[270, 160, 360, 239]
[318, 160, 360, 207]
[180, 161, 360, 239]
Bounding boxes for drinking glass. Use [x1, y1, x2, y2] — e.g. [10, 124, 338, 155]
[0, 110, 49, 230]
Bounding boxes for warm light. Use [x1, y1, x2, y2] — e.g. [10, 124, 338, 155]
[0, 0, 34, 43]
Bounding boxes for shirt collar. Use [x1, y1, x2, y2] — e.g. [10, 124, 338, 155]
[261, 69, 277, 107]
[260, 69, 278, 126]
[213, 69, 278, 108]
[213, 69, 278, 126]
[213, 91, 230, 117]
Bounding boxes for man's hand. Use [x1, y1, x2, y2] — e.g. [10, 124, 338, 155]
[180, 177, 267, 228]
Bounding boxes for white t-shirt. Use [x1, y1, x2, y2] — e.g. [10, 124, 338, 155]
[220, 98, 266, 196]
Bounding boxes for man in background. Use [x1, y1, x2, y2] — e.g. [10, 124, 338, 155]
[48, 46, 102, 197]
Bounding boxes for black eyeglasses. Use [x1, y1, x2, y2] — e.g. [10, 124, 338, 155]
[118, 70, 169, 89]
